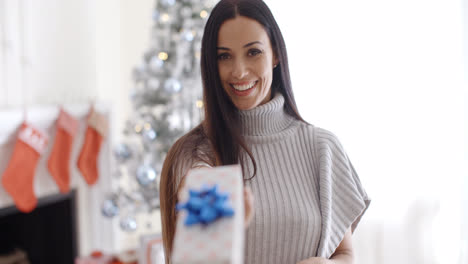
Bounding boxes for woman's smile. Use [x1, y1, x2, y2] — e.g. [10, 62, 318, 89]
[231, 81, 258, 96]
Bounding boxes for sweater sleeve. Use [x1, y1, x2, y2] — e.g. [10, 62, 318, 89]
[314, 127, 371, 258]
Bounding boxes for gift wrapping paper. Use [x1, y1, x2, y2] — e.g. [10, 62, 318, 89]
[172, 164, 244, 264]
[75, 254, 113, 264]
[139, 233, 165, 264]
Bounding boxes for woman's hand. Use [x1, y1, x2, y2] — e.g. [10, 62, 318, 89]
[244, 186, 254, 228]
[296, 257, 332, 264]
[298, 228, 354, 264]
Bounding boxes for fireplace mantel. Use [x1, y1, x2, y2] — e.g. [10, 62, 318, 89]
[0, 103, 116, 256]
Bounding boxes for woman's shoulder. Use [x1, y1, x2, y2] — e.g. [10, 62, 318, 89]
[297, 121, 336, 138]
[297, 122, 345, 151]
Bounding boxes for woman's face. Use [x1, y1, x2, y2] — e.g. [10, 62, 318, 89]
[217, 16, 278, 110]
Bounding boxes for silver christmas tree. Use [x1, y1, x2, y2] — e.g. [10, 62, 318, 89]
[101, 0, 216, 232]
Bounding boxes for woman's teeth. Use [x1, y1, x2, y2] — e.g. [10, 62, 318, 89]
[232, 81, 256, 91]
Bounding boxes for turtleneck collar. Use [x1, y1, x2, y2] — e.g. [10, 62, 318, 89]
[238, 93, 296, 136]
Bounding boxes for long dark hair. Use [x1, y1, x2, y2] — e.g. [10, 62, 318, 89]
[160, 0, 306, 262]
[201, 0, 305, 176]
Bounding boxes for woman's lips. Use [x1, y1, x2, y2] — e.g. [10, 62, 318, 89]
[231, 81, 257, 96]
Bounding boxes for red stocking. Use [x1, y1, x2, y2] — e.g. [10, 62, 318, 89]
[47, 109, 79, 193]
[1, 123, 49, 212]
[77, 108, 108, 186]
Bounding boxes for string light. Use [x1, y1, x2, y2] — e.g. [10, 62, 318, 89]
[158, 52, 168, 61]
[200, 10, 208, 18]
[161, 13, 170, 22]
[134, 124, 142, 133]
[196, 100, 204, 108]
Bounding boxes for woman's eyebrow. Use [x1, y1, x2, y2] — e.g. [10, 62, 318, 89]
[243, 41, 262, 48]
[217, 41, 263, 51]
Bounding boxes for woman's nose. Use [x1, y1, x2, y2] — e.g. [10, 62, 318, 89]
[232, 60, 248, 79]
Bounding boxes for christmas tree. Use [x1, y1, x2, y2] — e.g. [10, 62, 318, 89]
[101, 0, 216, 232]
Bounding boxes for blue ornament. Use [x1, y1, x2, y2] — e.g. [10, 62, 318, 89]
[143, 128, 157, 142]
[149, 56, 164, 73]
[114, 143, 132, 162]
[101, 198, 119, 218]
[120, 216, 137, 232]
[182, 30, 194, 42]
[160, 0, 175, 7]
[176, 184, 235, 226]
[136, 165, 157, 187]
[164, 78, 182, 94]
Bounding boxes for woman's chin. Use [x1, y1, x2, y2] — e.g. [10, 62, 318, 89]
[233, 101, 256, 111]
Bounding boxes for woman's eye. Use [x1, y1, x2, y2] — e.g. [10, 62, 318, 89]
[248, 49, 262, 57]
[217, 53, 230, 60]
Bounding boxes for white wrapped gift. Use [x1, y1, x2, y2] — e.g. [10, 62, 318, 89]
[139, 233, 165, 264]
[172, 165, 244, 264]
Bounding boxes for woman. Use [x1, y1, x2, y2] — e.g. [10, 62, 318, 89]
[159, 0, 371, 263]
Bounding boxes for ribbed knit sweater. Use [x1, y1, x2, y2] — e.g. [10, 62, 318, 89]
[239, 93, 370, 264]
[174, 93, 370, 264]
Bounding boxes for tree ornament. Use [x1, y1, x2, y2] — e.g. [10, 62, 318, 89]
[136, 164, 157, 187]
[101, 196, 119, 218]
[120, 215, 137, 232]
[164, 78, 182, 93]
[182, 29, 195, 42]
[113, 143, 132, 162]
[160, 0, 176, 7]
[143, 127, 157, 143]
[149, 56, 165, 73]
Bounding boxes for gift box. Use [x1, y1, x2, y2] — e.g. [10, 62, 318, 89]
[139, 233, 165, 264]
[75, 251, 113, 264]
[114, 250, 138, 264]
[172, 165, 244, 264]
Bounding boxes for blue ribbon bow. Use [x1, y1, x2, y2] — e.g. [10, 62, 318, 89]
[176, 184, 235, 226]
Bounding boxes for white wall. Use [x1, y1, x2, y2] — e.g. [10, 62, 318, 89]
[0, 0, 159, 255]
[0, 0, 97, 108]
[266, 0, 465, 263]
[462, 0, 468, 261]
[0, 0, 154, 139]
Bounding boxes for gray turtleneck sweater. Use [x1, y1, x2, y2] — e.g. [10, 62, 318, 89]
[175, 93, 370, 264]
[238, 93, 370, 264]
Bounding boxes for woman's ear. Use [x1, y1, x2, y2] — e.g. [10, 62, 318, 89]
[273, 53, 279, 68]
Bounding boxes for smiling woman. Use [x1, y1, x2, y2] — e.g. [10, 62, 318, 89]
[159, 1, 371, 264]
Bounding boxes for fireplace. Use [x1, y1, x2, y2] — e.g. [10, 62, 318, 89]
[0, 105, 118, 257]
[0, 190, 78, 263]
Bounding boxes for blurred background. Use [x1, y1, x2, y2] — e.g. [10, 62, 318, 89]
[0, 0, 466, 263]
